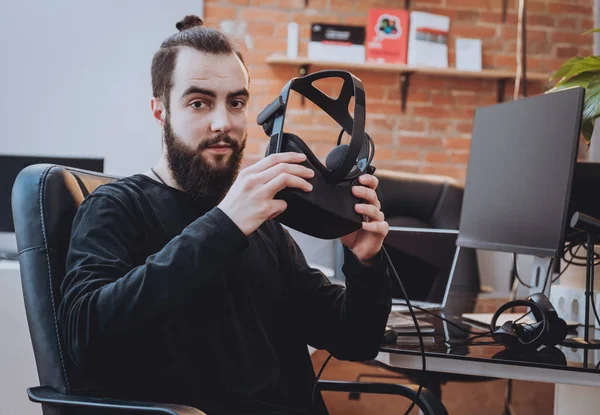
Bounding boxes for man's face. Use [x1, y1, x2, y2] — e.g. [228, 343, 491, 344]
[162, 48, 249, 203]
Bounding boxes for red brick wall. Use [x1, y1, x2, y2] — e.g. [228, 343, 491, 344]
[203, 0, 594, 183]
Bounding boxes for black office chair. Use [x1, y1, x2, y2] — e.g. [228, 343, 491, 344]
[376, 169, 481, 315]
[348, 169, 491, 400]
[11, 164, 448, 415]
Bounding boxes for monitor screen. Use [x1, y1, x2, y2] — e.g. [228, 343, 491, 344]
[457, 87, 584, 257]
[0, 155, 104, 234]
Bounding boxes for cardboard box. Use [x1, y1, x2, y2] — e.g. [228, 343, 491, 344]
[366, 8, 410, 64]
[456, 37, 482, 72]
[308, 23, 366, 64]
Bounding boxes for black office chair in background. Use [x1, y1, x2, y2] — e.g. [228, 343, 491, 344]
[376, 169, 481, 315]
[11, 164, 447, 415]
[347, 169, 490, 400]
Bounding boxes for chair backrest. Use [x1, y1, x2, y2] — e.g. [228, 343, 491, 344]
[11, 164, 120, 411]
[375, 169, 480, 314]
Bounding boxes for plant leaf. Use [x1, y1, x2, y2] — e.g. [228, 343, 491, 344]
[583, 28, 600, 35]
[546, 72, 596, 93]
[554, 56, 600, 87]
[582, 118, 594, 146]
[583, 73, 600, 121]
[550, 56, 583, 81]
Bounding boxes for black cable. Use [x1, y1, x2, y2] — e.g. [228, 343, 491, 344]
[335, 129, 344, 146]
[445, 333, 494, 346]
[513, 310, 532, 325]
[587, 241, 600, 328]
[382, 246, 425, 415]
[310, 247, 425, 414]
[311, 353, 333, 406]
[512, 253, 533, 289]
[541, 258, 555, 294]
[405, 304, 489, 335]
[591, 295, 600, 328]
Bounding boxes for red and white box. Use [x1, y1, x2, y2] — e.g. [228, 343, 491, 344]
[366, 8, 410, 64]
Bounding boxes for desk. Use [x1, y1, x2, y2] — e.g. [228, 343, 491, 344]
[375, 313, 600, 415]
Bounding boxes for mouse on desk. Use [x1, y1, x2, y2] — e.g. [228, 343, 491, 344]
[382, 326, 398, 344]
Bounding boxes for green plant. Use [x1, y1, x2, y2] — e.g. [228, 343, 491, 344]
[548, 28, 600, 145]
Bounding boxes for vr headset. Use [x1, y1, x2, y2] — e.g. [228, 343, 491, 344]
[257, 70, 375, 239]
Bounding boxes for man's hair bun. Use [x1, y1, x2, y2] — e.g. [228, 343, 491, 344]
[176, 15, 204, 32]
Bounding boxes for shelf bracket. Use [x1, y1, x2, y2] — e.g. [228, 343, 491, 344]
[502, 0, 508, 23]
[404, 0, 411, 9]
[298, 64, 311, 106]
[298, 64, 310, 76]
[497, 79, 507, 103]
[400, 72, 413, 113]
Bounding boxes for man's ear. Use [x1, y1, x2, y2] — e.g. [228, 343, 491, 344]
[150, 97, 166, 126]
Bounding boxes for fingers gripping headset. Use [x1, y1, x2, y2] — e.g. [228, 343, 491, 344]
[258, 70, 429, 415]
[257, 70, 375, 240]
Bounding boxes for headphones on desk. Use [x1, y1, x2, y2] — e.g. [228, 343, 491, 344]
[257, 70, 376, 239]
[490, 293, 568, 350]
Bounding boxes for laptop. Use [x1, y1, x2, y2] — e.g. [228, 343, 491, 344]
[384, 227, 460, 332]
[386, 227, 460, 310]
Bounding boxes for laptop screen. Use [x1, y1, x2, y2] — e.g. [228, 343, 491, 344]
[384, 228, 459, 304]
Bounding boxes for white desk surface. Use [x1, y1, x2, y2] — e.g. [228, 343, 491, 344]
[375, 350, 600, 387]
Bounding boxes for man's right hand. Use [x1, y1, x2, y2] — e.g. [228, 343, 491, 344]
[218, 152, 314, 236]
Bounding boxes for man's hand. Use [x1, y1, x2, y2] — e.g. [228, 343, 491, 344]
[218, 152, 314, 236]
[340, 174, 389, 265]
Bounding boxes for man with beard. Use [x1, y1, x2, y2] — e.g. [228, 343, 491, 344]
[58, 15, 392, 415]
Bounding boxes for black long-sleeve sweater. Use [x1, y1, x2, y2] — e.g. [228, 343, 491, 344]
[57, 174, 392, 415]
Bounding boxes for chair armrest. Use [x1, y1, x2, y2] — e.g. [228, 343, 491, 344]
[316, 380, 448, 415]
[28, 386, 206, 415]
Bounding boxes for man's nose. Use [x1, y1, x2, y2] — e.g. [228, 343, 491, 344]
[210, 105, 232, 135]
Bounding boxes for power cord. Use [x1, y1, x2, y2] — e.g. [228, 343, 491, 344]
[404, 304, 490, 335]
[445, 332, 497, 346]
[512, 253, 533, 288]
[311, 246, 426, 415]
[586, 240, 600, 328]
[512, 254, 554, 293]
[312, 353, 333, 406]
[382, 246, 425, 415]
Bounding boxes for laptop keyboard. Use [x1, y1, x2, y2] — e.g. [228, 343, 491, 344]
[387, 311, 430, 329]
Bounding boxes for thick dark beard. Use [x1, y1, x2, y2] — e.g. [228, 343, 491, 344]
[164, 116, 245, 206]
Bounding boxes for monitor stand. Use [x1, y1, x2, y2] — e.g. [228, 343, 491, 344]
[529, 256, 554, 298]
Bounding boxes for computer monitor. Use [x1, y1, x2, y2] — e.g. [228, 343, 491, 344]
[0, 154, 104, 258]
[456, 87, 585, 295]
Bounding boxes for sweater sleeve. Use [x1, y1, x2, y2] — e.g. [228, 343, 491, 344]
[58, 193, 248, 370]
[280, 229, 392, 361]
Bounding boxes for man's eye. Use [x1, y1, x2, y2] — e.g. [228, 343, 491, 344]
[191, 101, 207, 109]
[230, 99, 246, 109]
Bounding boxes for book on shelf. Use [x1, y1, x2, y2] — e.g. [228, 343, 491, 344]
[407, 11, 450, 69]
[366, 8, 410, 65]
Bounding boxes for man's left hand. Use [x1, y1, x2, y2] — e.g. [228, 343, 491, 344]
[340, 174, 389, 265]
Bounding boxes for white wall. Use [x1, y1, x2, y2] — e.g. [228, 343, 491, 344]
[477, 250, 535, 297]
[0, 0, 203, 176]
[0, 262, 39, 415]
[0, 2, 205, 414]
